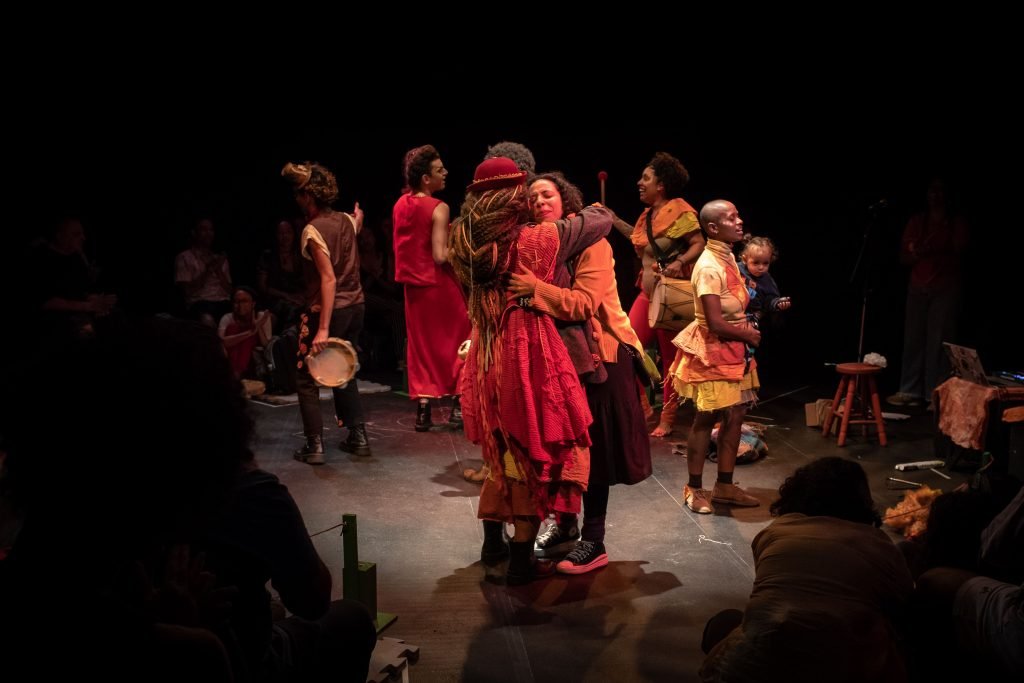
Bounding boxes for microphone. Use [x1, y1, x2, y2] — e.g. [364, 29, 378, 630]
[598, 170, 608, 205]
[868, 198, 889, 212]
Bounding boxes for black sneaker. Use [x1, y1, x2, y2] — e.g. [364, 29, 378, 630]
[534, 522, 580, 557]
[556, 540, 608, 575]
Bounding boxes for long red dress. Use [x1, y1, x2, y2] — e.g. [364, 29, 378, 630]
[392, 193, 471, 398]
[459, 207, 613, 520]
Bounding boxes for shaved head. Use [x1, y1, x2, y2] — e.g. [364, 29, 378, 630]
[700, 200, 733, 229]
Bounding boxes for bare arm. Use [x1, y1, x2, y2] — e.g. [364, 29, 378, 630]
[311, 246, 336, 354]
[256, 310, 273, 346]
[351, 202, 364, 234]
[702, 294, 760, 347]
[430, 202, 451, 265]
[660, 231, 706, 279]
[611, 214, 635, 238]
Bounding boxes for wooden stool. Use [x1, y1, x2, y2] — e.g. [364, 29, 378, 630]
[821, 363, 887, 447]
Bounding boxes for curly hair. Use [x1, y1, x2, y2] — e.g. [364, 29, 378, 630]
[769, 457, 879, 525]
[449, 185, 530, 364]
[403, 144, 440, 192]
[740, 236, 779, 262]
[529, 172, 583, 218]
[648, 152, 690, 199]
[281, 161, 338, 207]
[485, 141, 536, 174]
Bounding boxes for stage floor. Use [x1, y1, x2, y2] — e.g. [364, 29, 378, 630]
[250, 371, 962, 683]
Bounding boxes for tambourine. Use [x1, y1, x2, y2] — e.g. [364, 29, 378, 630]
[306, 337, 360, 388]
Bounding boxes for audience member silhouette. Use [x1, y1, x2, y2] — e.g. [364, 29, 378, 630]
[175, 217, 233, 327]
[912, 486, 1023, 680]
[258, 218, 306, 334]
[1, 318, 253, 680]
[888, 177, 969, 408]
[699, 457, 914, 683]
[29, 216, 117, 341]
[202, 451, 376, 682]
[218, 286, 273, 379]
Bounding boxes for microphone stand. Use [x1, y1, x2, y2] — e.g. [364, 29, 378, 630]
[848, 207, 882, 361]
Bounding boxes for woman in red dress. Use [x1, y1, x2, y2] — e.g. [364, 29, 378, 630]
[392, 145, 471, 431]
[449, 157, 612, 584]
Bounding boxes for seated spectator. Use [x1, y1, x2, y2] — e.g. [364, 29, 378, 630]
[175, 217, 232, 326]
[29, 216, 117, 341]
[914, 486, 1023, 680]
[0, 317, 251, 679]
[0, 316, 377, 681]
[202, 453, 377, 682]
[218, 286, 272, 379]
[700, 457, 914, 683]
[258, 218, 306, 333]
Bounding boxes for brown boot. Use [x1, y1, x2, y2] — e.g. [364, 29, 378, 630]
[711, 481, 759, 507]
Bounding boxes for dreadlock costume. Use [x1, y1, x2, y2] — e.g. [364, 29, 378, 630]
[449, 180, 613, 522]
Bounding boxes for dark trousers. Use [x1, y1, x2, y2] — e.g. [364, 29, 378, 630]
[297, 304, 366, 438]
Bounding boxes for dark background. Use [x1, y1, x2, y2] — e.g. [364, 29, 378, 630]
[7, 122, 1013, 392]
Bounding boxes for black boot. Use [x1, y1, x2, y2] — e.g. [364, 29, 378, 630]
[294, 435, 325, 465]
[480, 520, 509, 565]
[339, 424, 371, 457]
[415, 401, 432, 432]
[506, 541, 556, 586]
[448, 396, 463, 428]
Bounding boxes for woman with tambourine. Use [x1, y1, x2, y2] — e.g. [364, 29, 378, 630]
[612, 152, 705, 438]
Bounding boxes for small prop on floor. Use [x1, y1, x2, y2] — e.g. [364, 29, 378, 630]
[883, 485, 942, 539]
[887, 477, 923, 489]
[341, 513, 397, 633]
[894, 459, 945, 471]
[241, 379, 266, 398]
[708, 422, 768, 464]
[367, 637, 420, 683]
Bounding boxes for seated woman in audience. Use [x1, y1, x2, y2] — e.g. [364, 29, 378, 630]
[218, 286, 272, 379]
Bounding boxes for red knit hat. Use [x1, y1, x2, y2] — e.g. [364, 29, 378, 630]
[466, 157, 527, 193]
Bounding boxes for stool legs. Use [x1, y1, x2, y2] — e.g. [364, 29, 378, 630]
[838, 372, 858, 446]
[823, 372, 887, 447]
[867, 375, 887, 446]
[822, 376, 848, 438]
